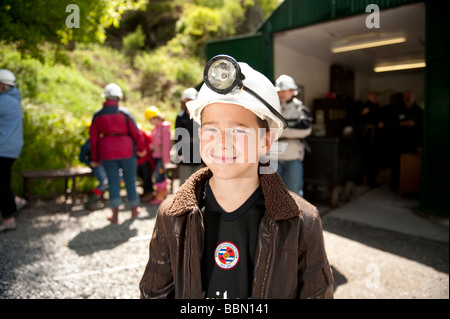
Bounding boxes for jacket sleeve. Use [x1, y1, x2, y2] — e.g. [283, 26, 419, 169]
[79, 140, 91, 166]
[139, 209, 175, 299]
[281, 104, 313, 139]
[298, 208, 334, 299]
[127, 117, 146, 154]
[89, 119, 100, 163]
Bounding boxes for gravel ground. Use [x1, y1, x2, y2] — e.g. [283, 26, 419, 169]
[1, 190, 448, 299]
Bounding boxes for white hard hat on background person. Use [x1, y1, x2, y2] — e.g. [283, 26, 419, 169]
[181, 87, 198, 101]
[0, 69, 16, 86]
[186, 62, 284, 138]
[103, 83, 123, 100]
[275, 74, 297, 91]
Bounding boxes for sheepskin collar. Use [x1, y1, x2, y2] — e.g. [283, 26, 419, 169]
[165, 167, 302, 221]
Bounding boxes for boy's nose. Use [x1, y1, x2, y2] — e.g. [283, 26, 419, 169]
[221, 130, 235, 149]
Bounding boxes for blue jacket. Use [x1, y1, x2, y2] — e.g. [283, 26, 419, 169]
[0, 87, 23, 159]
[79, 139, 92, 166]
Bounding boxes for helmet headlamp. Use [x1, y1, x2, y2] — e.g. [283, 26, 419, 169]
[204, 55, 287, 128]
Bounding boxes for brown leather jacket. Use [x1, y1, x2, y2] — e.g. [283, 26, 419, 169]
[139, 168, 334, 299]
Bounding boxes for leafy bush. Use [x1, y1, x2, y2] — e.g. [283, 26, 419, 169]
[134, 46, 203, 105]
[0, 45, 41, 99]
[122, 25, 146, 60]
[11, 101, 96, 196]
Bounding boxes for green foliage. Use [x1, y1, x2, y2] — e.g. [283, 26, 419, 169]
[11, 99, 91, 195]
[258, 0, 281, 18]
[0, 46, 41, 99]
[170, 0, 278, 58]
[175, 3, 226, 57]
[134, 46, 203, 104]
[122, 25, 146, 60]
[0, 0, 146, 60]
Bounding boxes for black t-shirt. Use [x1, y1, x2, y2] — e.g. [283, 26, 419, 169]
[201, 181, 265, 299]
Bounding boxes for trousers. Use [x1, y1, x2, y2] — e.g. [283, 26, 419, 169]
[276, 159, 304, 196]
[0, 157, 17, 219]
[102, 156, 139, 208]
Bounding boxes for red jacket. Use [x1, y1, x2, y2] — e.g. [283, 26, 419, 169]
[90, 100, 145, 162]
[138, 128, 155, 170]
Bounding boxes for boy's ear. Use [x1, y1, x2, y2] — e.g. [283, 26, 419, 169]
[259, 129, 277, 155]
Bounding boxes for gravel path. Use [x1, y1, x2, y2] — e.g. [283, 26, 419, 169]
[1, 193, 448, 299]
[0, 199, 157, 299]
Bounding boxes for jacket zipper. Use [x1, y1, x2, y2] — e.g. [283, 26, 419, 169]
[257, 218, 277, 298]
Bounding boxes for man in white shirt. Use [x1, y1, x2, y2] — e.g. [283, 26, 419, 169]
[275, 75, 312, 196]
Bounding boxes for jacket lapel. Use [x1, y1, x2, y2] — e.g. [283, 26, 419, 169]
[167, 166, 302, 221]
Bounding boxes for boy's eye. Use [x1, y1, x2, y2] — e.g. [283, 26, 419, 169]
[205, 127, 218, 133]
[201, 127, 220, 138]
[232, 128, 247, 134]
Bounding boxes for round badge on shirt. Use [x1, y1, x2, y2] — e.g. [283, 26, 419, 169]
[214, 241, 240, 270]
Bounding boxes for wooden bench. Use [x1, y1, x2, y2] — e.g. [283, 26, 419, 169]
[22, 167, 93, 206]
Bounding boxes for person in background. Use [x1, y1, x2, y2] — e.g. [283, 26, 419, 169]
[275, 74, 312, 197]
[90, 83, 146, 223]
[388, 90, 423, 192]
[144, 106, 171, 205]
[79, 121, 108, 211]
[137, 124, 155, 202]
[0, 69, 26, 233]
[354, 91, 385, 187]
[174, 87, 202, 185]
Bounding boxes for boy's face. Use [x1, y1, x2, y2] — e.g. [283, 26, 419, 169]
[199, 103, 274, 180]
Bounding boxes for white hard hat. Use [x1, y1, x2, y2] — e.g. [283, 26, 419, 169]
[186, 62, 284, 137]
[103, 83, 123, 99]
[181, 87, 198, 101]
[275, 74, 297, 91]
[0, 69, 16, 86]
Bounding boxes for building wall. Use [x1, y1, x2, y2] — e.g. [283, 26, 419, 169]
[274, 41, 424, 109]
[274, 44, 329, 108]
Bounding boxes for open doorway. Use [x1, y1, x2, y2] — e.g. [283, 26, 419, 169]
[273, 2, 425, 202]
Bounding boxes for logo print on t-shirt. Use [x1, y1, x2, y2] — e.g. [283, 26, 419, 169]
[214, 241, 240, 270]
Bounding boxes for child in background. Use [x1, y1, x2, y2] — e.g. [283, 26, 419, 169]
[137, 124, 155, 202]
[144, 106, 172, 205]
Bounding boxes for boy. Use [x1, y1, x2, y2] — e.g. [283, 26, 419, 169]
[139, 55, 333, 299]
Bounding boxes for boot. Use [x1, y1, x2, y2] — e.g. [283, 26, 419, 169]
[149, 180, 168, 205]
[107, 207, 119, 224]
[85, 189, 101, 211]
[131, 206, 140, 218]
[140, 191, 155, 202]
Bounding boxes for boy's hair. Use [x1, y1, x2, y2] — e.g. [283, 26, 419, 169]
[257, 116, 270, 132]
